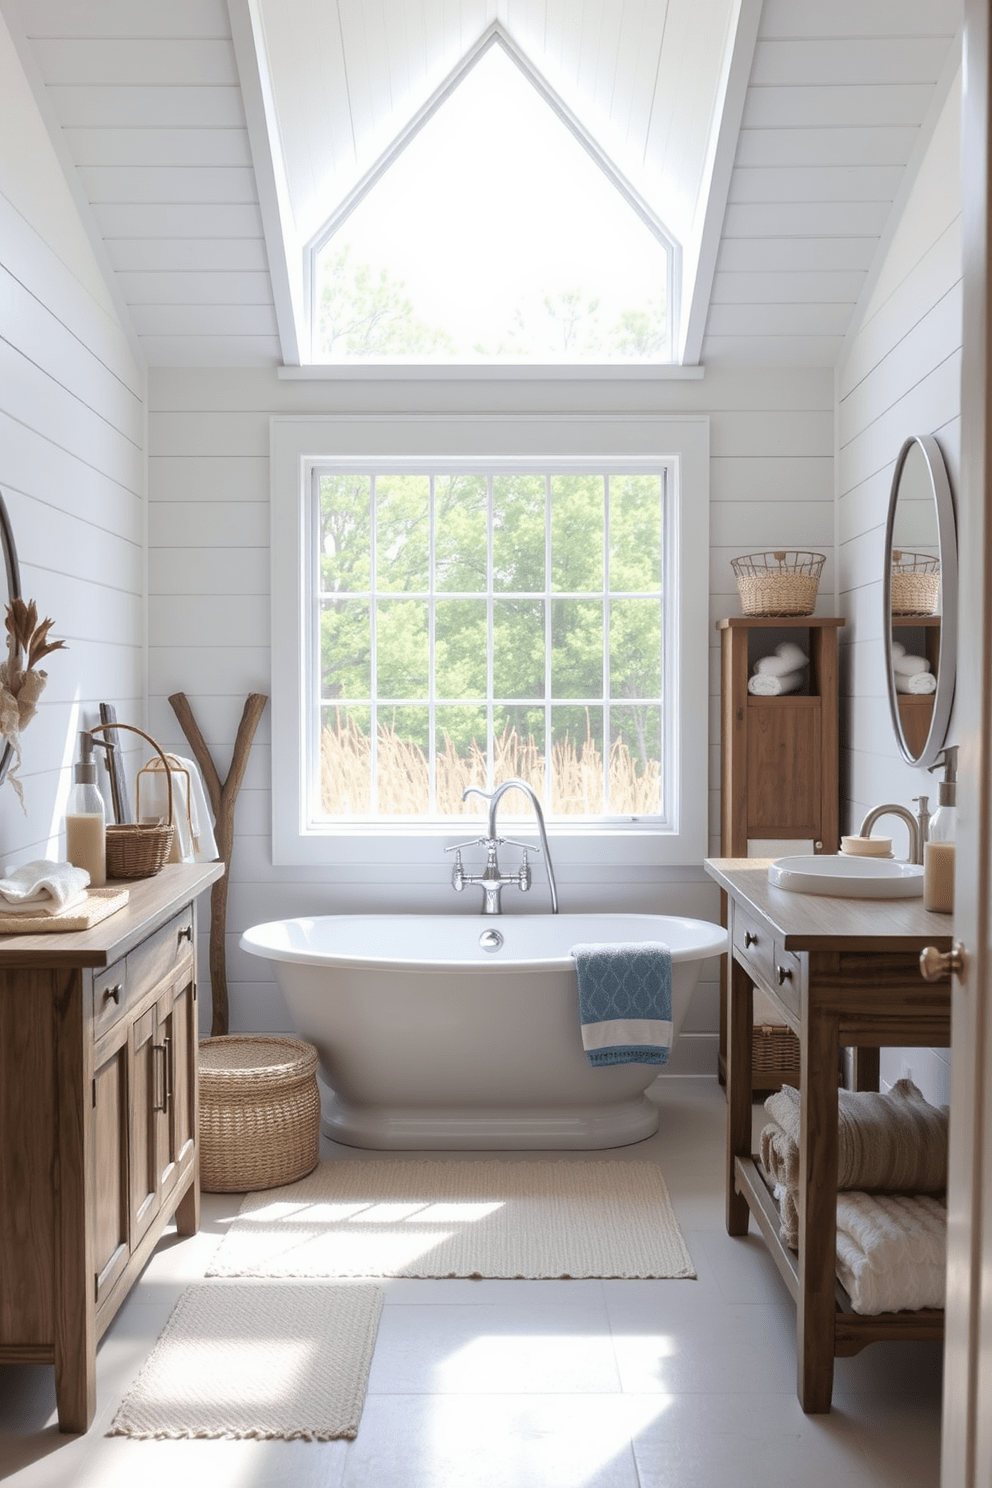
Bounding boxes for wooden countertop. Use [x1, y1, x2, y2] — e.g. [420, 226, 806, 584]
[0, 861, 224, 969]
[704, 857, 953, 953]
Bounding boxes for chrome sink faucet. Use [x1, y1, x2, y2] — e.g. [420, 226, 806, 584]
[858, 796, 930, 864]
[445, 778, 559, 915]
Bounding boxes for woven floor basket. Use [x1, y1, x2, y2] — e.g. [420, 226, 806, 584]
[199, 1034, 321, 1193]
[891, 551, 940, 616]
[732, 550, 825, 617]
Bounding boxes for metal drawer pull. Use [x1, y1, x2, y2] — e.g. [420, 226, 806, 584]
[777, 964, 793, 986]
[920, 944, 964, 982]
[744, 931, 758, 948]
[104, 983, 123, 1005]
[178, 924, 193, 944]
[154, 1043, 168, 1111]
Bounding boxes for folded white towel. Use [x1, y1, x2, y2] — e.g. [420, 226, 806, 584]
[0, 858, 90, 915]
[748, 670, 804, 696]
[892, 651, 930, 677]
[138, 754, 219, 864]
[754, 641, 809, 677]
[895, 671, 937, 695]
[835, 1192, 946, 1315]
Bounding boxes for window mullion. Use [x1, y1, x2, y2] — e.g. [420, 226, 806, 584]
[544, 473, 552, 815]
[370, 474, 378, 816]
[603, 473, 610, 814]
[428, 473, 437, 817]
[487, 473, 494, 793]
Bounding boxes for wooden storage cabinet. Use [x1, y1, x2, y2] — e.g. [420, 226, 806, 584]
[717, 616, 844, 1092]
[0, 863, 222, 1433]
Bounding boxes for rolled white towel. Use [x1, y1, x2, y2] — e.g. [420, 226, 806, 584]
[895, 671, 937, 695]
[748, 670, 804, 696]
[0, 858, 90, 915]
[754, 641, 809, 677]
[891, 641, 906, 659]
[892, 651, 930, 677]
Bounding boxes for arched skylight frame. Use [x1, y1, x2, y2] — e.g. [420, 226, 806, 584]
[304, 23, 681, 367]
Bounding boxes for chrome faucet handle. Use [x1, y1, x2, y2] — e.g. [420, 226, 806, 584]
[497, 836, 541, 854]
[444, 838, 487, 854]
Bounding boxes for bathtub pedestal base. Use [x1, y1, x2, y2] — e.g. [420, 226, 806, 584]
[321, 1089, 661, 1150]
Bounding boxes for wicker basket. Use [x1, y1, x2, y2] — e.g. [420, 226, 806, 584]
[891, 550, 941, 616]
[198, 1034, 321, 1193]
[88, 721, 176, 879]
[753, 1022, 801, 1089]
[732, 550, 825, 617]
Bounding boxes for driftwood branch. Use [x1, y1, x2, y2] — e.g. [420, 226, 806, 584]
[169, 691, 268, 1035]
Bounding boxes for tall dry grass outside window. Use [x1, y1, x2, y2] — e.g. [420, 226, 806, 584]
[313, 466, 667, 823]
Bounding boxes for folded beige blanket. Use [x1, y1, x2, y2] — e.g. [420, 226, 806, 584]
[762, 1078, 948, 1196]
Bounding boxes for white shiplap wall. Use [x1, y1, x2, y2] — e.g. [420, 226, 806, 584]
[836, 70, 962, 1107]
[0, 10, 145, 864]
[147, 362, 833, 1072]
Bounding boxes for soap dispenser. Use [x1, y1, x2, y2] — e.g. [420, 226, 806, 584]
[65, 730, 106, 887]
[923, 746, 957, 913]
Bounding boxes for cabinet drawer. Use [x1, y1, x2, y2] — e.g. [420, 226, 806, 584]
[732, 903, 775, 988]
[92, 958, 128, 1038]
[91, 908, 194, 1038]
[126, 908, 194, 1001]
[769, 942, 802, 1021]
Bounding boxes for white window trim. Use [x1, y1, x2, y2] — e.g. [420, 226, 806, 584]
[270, 414, 709, 868]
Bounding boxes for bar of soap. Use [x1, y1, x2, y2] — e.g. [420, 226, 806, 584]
[840, 835, 893, 857]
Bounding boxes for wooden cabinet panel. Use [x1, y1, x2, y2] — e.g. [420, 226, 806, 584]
[0, 863, 223, 1434]
[746, 701, 821, 837]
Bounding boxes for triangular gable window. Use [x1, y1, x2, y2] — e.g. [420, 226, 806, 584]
[308, 35, 677, 365]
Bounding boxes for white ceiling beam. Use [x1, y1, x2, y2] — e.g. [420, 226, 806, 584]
[678, 0, 762, 367]
[226, 0, 302, 365]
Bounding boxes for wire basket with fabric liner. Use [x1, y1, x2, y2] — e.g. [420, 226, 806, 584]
[88, 722, 175, 878]
[731, 550, 825, 617]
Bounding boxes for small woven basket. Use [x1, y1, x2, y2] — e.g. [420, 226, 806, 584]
[891, 550, 940, 616]
[89, 721, 175, 879]
[198, 1034, 321, 1193]
[732, 550, 825, 617]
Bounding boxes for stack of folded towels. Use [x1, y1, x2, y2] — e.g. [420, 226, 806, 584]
[747, 640, 809, 697]
[892, 641, 937, 695]
[759, 1078, 947, 1314]
[0, 859, 90, 916]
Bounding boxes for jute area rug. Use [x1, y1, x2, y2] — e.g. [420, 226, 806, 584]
[108, 1281, 382, 1441]
[206, 1160, 694, 1281]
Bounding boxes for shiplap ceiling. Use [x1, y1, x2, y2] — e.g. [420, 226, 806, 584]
[3, 0, 962, 369]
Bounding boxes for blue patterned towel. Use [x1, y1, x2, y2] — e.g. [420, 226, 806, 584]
[571, 942, 673, 1067]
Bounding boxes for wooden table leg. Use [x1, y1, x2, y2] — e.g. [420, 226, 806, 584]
[726, 957, 754, 1236]
[174, 1171, 200, 1237]
[797, 999, 841, 1412]
[851, 1045, 880, 1092]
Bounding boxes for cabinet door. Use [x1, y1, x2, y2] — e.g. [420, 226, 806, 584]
[92, 1025, 130, 1306]
[167, 975, 198, 1186]
[746, 702, 821, 838]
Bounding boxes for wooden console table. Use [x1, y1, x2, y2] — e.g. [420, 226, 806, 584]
[704, 857, 952, 1413]
[0, 861, 223, 1432]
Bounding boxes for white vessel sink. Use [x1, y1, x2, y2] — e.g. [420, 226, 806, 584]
[767, 854, 924, 899]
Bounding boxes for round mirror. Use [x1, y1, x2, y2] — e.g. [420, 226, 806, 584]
[0, 493, 20, 786]
[882, 435, 956, 767]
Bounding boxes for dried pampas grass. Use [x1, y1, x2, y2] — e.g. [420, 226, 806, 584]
[0, 599, 67, 809]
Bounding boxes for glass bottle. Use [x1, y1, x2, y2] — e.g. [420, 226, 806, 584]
[65, 731, 106, 887]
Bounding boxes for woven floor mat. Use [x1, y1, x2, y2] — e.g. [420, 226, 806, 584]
[206, 1159, 694, 1280]
[107, 1281, 382, 1440]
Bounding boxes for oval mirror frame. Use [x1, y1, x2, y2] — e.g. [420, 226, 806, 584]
[0, 492, 19, 787]
[882, 434, 957, 768]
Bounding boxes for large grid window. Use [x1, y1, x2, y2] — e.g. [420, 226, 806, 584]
[311, 464, 669, 822]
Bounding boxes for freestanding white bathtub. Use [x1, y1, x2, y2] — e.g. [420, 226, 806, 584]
[239, 913, 727, 1150]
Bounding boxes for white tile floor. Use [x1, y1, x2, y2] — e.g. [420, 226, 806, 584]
[0, 1077, 943, 1488]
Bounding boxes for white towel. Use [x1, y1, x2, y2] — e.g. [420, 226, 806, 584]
[754, 641, 809, 677]
[748, 670, 804, 696]
[835, 1192, 946, 1315]
[892, 651, 931, 677]
[138, 755, 219, 864]
[895, 671, 937, 695]
[0, 858, 89, 914]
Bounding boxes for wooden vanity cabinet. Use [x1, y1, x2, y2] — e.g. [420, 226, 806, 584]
[0, 862, 222, 1433]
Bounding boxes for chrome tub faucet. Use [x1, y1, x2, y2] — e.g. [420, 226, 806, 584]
[446, 778, 559, 914]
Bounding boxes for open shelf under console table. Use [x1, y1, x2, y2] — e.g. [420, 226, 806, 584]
[703, 857, 952, 1413]
[0, 861, 223, 1433]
